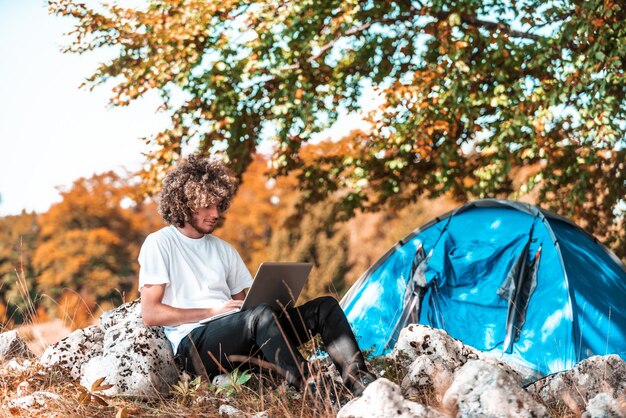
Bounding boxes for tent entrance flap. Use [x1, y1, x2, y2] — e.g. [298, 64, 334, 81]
[497, 236, 541, 353]
[386, 244, 428, 350]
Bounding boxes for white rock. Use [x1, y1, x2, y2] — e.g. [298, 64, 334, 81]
[7, 391, 63, 410]
[218, 404, 246, 417]
[39, 325, 104, 380]
[443, 359, 547, 418]
[527, 355, 626, 413]
[582, 393, 626, 418]
[395, 324, 520, 397]
[402, 355, 455, 401]
[337, 378, 447, 418]
[212, 373, 231, 387]
[79, 300, 181, 397]
[5, 358, 33, 372]
[0, 330, 36, 360]
[99, 298, 141, 329]
[392, 325, 479, 368]
[39, 300, 181, 397]
[16, 381, 32, 398]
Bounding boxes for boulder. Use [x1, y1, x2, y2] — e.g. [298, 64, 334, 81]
[527, 355, 626, 415]
[39, 325, 104, 380]
[394, 325, 520, 397]
[337, 378, 447, 418]
[0, 330, 36, 360]
[402, 355, 456, 401]
[40, 299, 181, 397]
[392, 325, 480, 369]
[442, 359, 548, 418]
[99, 298, 141, 329]
[79, 299, 181, 397]
[582, 393, 626, 418]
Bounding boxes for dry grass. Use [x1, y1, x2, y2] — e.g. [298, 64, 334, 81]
[0, 333, 605, 418]
[0, 257, 351, 417]
[15, 320, 72, 357]
[0, 357, 353, 417]
[0, 244, 609, 418]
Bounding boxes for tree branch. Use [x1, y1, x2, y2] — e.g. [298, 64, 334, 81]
[459, 15, 546, 42]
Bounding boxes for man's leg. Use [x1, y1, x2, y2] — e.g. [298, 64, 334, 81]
[279, 296, 373, 393]
[177, 303, 309, 386]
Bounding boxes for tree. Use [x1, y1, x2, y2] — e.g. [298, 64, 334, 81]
[0, 212, 40, 326]
[50, 0, 626, 259]
[217, 154, 299, 271]
[267, 201, 351, 300]
[33, 172, 162, 328]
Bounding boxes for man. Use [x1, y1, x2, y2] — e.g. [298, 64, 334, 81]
[139, 154, 374, 396]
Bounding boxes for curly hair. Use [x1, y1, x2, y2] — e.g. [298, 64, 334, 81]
[158, 154, 238, 227]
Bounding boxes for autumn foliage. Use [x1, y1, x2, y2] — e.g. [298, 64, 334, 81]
[1, 0, 624, 326]
[1, 148, 623, 329]
[0, 173, 162, 329]
[47, 0, 625, 259]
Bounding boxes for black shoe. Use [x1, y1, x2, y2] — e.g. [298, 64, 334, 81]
[347, 372, 376, 397]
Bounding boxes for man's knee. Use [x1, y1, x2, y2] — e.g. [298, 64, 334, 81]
[313, 295, 340, 315]
[248, 303, 276, 328]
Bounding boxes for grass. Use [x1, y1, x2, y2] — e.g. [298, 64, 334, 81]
[0, 258, 613, 417]
[0, 325, 613, 418]
[0, 258, 349, 416]
[0, 358, 353, 417]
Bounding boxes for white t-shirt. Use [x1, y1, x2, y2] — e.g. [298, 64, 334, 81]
[138, 225, 253, 353]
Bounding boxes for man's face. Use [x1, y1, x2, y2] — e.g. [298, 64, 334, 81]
[189, 204, 221, 235]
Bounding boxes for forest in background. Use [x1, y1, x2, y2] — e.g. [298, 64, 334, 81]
[0, 150, 459, 331]
[2, 144, 624, 333]
[2, 0, 625, 333]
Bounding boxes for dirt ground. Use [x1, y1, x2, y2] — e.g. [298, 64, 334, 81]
[14, 320, 73, 356]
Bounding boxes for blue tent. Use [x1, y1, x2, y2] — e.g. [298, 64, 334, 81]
[340, 199, 626, 375]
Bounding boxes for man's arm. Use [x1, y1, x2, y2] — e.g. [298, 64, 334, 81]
[232, 290, 246, 301]
[141, 284, 243, 326]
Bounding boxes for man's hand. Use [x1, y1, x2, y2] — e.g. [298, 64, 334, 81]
[140, 285, 248, 326]
[213, 299, 243, 316]
[141, 284, 213, 326]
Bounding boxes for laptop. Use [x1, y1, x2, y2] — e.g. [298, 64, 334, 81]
[199, 262, 313, 323]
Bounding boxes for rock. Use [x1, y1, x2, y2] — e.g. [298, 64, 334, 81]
[7, 391, 64, 411]
[5, 358, 34, 372]
[394, 325, 476, 398]
[395, 324, 520, 397]
[527, 355, 626, 414]
[392, 325, 480, 368]
[582, 393, 626, 418]
[39, 325, 104, 380]
[79, 300, 181, 397]
[337, 378, 447, 418]
[402, 355, 456, 401]
[99, 298, 141, 329]
[39, 299, 181, 397]
[442, 359, 548, 418]
[0, 330, 36, 360]
[16, 381, 32, 398]
[212, 373, 231, 387]
[219, 404, 246, 417]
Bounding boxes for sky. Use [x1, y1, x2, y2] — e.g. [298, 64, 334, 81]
[0, 0, 173, 216]
[0, 0, 376, 217]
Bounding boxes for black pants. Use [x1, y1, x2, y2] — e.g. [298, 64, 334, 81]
[176, 296, 369, 390]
